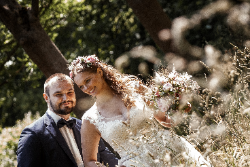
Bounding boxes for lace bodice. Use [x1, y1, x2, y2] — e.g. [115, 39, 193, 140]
[82, 98, 153, 153]
[82, 98, 211, 166]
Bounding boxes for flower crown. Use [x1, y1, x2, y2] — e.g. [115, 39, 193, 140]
[68, 54, 99, 79]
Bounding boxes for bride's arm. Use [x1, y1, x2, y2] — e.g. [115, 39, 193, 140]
[144, 100, 172, 128]
[81, 119, 103, 167]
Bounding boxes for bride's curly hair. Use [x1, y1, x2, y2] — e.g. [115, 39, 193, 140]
[68, 55, 149, 108]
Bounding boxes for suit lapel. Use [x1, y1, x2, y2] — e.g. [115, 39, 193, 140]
[44, 113, 77, 166]
[72, 119, 82, 158]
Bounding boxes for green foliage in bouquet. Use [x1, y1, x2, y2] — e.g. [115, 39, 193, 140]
[149, 68, 200, 121]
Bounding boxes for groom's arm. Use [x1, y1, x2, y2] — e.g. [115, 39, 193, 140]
[16, 128, 43, 167]
[97, 138, 119, 167]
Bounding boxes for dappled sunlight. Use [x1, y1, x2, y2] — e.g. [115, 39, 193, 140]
[2, 0, 250, 166]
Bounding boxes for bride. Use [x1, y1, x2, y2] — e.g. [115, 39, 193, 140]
[69, 55, 212, 167]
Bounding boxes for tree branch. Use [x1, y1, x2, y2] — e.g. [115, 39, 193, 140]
[0, 0, 21, 32]
[32, 0, 39, 17]
[126, 0, 172, 53]
[0, 0, 93, 118]
[171, 0, 234, 60]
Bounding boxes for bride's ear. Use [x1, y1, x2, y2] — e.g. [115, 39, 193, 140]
[97, 67, 103, 77]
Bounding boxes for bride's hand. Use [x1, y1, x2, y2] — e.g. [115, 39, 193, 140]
[160, 115, 172, 128]
[154, 111, 172, 128]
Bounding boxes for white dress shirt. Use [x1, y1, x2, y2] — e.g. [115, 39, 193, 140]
[48, 109, 84, 167]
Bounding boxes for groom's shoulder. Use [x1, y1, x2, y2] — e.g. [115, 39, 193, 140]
[22, 113, 48, 133]
[72, 117, 82, 127]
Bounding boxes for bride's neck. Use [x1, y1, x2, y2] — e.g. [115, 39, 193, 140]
[96, 87, 116, 105]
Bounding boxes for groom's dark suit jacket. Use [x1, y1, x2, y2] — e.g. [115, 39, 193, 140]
[16, 112, 118, 167]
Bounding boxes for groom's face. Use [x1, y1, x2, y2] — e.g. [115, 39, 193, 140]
[45, 79, 76, 115]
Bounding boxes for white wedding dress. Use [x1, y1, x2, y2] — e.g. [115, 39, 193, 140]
[82, 97, 211, 167]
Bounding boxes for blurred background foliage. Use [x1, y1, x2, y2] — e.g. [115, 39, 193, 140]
[0, 0, 242, 127]
[1, 0, 250, 166]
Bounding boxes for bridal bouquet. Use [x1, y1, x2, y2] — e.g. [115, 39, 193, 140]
[149, 68, 200, 117]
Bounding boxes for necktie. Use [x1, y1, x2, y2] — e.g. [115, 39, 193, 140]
[57, 118, 76, 129]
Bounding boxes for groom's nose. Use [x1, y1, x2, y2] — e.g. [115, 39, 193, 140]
[62, 94, 68, 101]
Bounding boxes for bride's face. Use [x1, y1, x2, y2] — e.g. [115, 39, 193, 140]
[74, 68, 105, 96]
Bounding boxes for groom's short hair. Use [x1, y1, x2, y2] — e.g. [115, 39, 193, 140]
[44, 73, 74, 96]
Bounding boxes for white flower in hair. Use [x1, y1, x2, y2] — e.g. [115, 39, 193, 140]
[85, 55, 98, 63]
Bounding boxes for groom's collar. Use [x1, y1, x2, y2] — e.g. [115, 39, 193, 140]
[47, 109, 71, 124]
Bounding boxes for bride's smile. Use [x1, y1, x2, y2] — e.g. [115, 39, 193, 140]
[74, 68, 109, 97]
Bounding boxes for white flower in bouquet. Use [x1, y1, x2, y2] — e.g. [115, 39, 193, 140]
[154, 72, 168, 84]
[168, 71, 176, 79]
[149, 68, 200, 118]
[156, 96, 173, 113]
[175, 77, 183, 85]
[162, 83, 173, 91]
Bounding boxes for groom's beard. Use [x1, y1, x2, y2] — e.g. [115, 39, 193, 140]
[50, 100, 75, 115]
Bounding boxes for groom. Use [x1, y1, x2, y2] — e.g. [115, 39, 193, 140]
[16, 73, 118, 167]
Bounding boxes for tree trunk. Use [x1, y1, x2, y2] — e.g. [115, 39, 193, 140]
[0, 0, 174, 118]
[126, 0, 173, 53]
[0, 0, 87, 118]
[0, 0, 68, 77]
